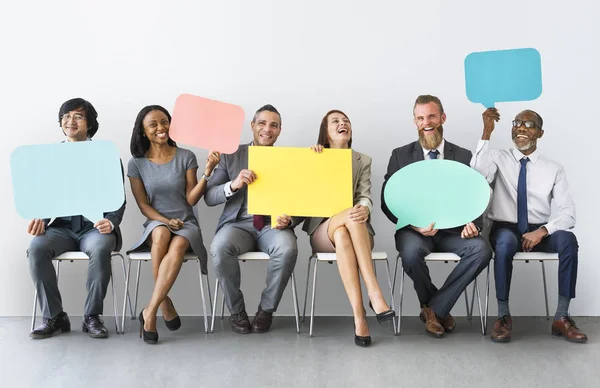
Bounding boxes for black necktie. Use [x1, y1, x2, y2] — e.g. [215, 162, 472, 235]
[72, 216, 83, 233]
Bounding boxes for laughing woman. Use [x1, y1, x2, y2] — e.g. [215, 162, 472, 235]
[303, 109, 395, 347]
[127, 105, 219, 344]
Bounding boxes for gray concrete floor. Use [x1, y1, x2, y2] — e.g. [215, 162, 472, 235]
[0, 315, 598, 387]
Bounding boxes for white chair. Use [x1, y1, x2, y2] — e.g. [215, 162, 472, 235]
[303, 251, 397, 337]
[31, 251, 126, 334]
[393, 252, 486, 336]
[211, 252, 300, 334]
[122, 252, 212, 334]
[482, 252, 559, 334]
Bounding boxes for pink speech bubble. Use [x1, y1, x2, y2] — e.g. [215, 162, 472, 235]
[169, 94, 244, 154]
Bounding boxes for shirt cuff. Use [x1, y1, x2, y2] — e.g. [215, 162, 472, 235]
[542, 223, 556, 235]
[224, 181, 234, 198]
[108, 220, 114, 232]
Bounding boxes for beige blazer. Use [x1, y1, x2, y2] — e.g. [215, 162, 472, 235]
[302, 149, 375, 236]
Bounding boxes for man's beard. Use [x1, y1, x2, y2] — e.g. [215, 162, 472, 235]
[419, 125, 444, 150]
[513, 138, 536, 152]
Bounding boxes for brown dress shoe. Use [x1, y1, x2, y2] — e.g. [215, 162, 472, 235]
[491, 315, 512, 343]
[552, 316, 588, 343]
[230, 310, 252, 334]
[251, 306, 273, 334]
[421, 307, 444, 338]
[439, 314, 456, 333]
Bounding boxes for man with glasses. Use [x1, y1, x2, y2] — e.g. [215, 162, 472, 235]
[471, 108, 586, 343]
[27, 98, 126, 339]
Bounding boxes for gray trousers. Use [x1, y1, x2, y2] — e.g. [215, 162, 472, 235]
[27, 226, 117, 319]
[210, 219, 298, 314]
[395, 228, 492, 317]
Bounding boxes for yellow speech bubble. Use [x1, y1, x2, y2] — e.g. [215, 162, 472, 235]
[248, 146, 353, 227]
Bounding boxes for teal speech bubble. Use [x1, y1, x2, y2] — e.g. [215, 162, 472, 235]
[10, 141, 124, 223]
[465, 48, 542, 108]
[384, 160, 490, 230]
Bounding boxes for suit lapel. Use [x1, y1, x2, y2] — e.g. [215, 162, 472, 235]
[444, 141, 455, 161]
[412, 141, 424, 162]
[352, 150, 360, 188]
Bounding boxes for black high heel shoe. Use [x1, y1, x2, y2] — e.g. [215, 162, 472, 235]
[164, 297, 181, 331]
[354, 324, 372, 347]
[139, 309, 158, 344]
[369, 301, 396, 323]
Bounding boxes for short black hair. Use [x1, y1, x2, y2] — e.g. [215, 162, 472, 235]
[58, 98, 99, 138]
[130, 105, 177, 158]
[252, 104, 281, 124]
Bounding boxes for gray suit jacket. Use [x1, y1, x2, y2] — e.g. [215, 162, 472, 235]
[380, 140, 483, 233]
[204, 143, 303, 234]
[302, 150, 375, 237]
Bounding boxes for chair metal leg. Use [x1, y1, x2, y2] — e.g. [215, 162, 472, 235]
[309, 259, 319, 338]
[464, 288, 471, 320]
[220, 293, 225, 320]
[474, 278, 485, 335]
[302, 254, 314, 322]
[541, 261, 550, 320]
[206, 273, 213, 316]
[484, 265, 490, 335]
[110, 261, 120, 334]
[118, 254, 134, 319]
[122, 258, 132, 332]
[197, 260, 209, 334]
[31, 289, 38, 331]
[469, 281, 477, 320]
[383, 259, 397, 335]
[291, 272, 300, 334]
[56, 260, 61, 281]
[210, 279, 219, 333]
[396, 269, 405, 335]
[132, 261, 142, 320]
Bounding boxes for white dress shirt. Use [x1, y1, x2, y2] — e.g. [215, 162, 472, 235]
[470, 139, 575, 235]
[422, 138, 445, 160]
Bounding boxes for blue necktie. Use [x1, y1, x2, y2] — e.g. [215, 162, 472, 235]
[428, 150, 439, 160]
[517, 157, 529, 234]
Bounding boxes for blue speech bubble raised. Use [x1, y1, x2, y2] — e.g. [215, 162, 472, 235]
[384, 160, 490, 230]
[10, 141, 124, 223]
[465, 48, 542, 108]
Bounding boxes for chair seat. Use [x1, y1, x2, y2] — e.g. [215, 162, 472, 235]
[53, 251, 121, 260]
[424, 253, 461, 262]
[238, 252, 270, 260]
[315, 252, 388, 261]
[513, 252, 559, 261]
[128, 252, 199, 261]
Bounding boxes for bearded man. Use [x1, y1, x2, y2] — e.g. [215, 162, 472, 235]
[381, 95, 492, 338]
[471, 108, 587, 344]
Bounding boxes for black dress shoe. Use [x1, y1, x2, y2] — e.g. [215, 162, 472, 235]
[251, 306, 273, 334]
[139, 310, 158, 344]
[82, 315, 109, 338]
[354, 324, 372, 347]
[164, 297, 181, 331]
[369, 301, 395, 323]
[30, 311, 71, 339]
[230, 310, 252, 334]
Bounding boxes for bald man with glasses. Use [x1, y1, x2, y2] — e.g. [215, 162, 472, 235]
[471, 108, 587, 344]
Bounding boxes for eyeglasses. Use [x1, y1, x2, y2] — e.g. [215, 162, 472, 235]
[512, 119, 540, 129]
[61, 113, 86, 122]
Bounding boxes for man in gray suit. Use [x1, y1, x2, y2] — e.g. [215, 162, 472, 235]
[381, 95, 492, 338]
[27, 98, 126, 339]
[205, 104, 301, 334]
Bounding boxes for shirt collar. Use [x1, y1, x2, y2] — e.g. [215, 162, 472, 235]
[65, 136, 92, 142]
[511, 147, 540, 164]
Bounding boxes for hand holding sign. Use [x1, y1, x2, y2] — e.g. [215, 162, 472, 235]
[11, 141, 124, 224]
[465, 48, 542, 108]
[169, 94, 244, 154]
[383, 160, 490, 230]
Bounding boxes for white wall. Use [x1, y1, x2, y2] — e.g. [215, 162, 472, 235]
[1, 0, 598, 317]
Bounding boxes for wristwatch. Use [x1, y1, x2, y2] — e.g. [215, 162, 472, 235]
[201, 172, 212, 181]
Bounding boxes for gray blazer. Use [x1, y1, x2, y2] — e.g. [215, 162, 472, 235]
[204, 143, 303, 234]
[302, 150, 375, 237]
[380, 140, 483, 232]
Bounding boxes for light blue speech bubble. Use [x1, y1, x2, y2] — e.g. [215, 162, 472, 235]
[465, 48, 542, 108]
[10, 141, 124, 223]
[384, 160, 490, 230]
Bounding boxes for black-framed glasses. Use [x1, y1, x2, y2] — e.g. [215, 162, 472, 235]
[512, 119, 540, 129]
